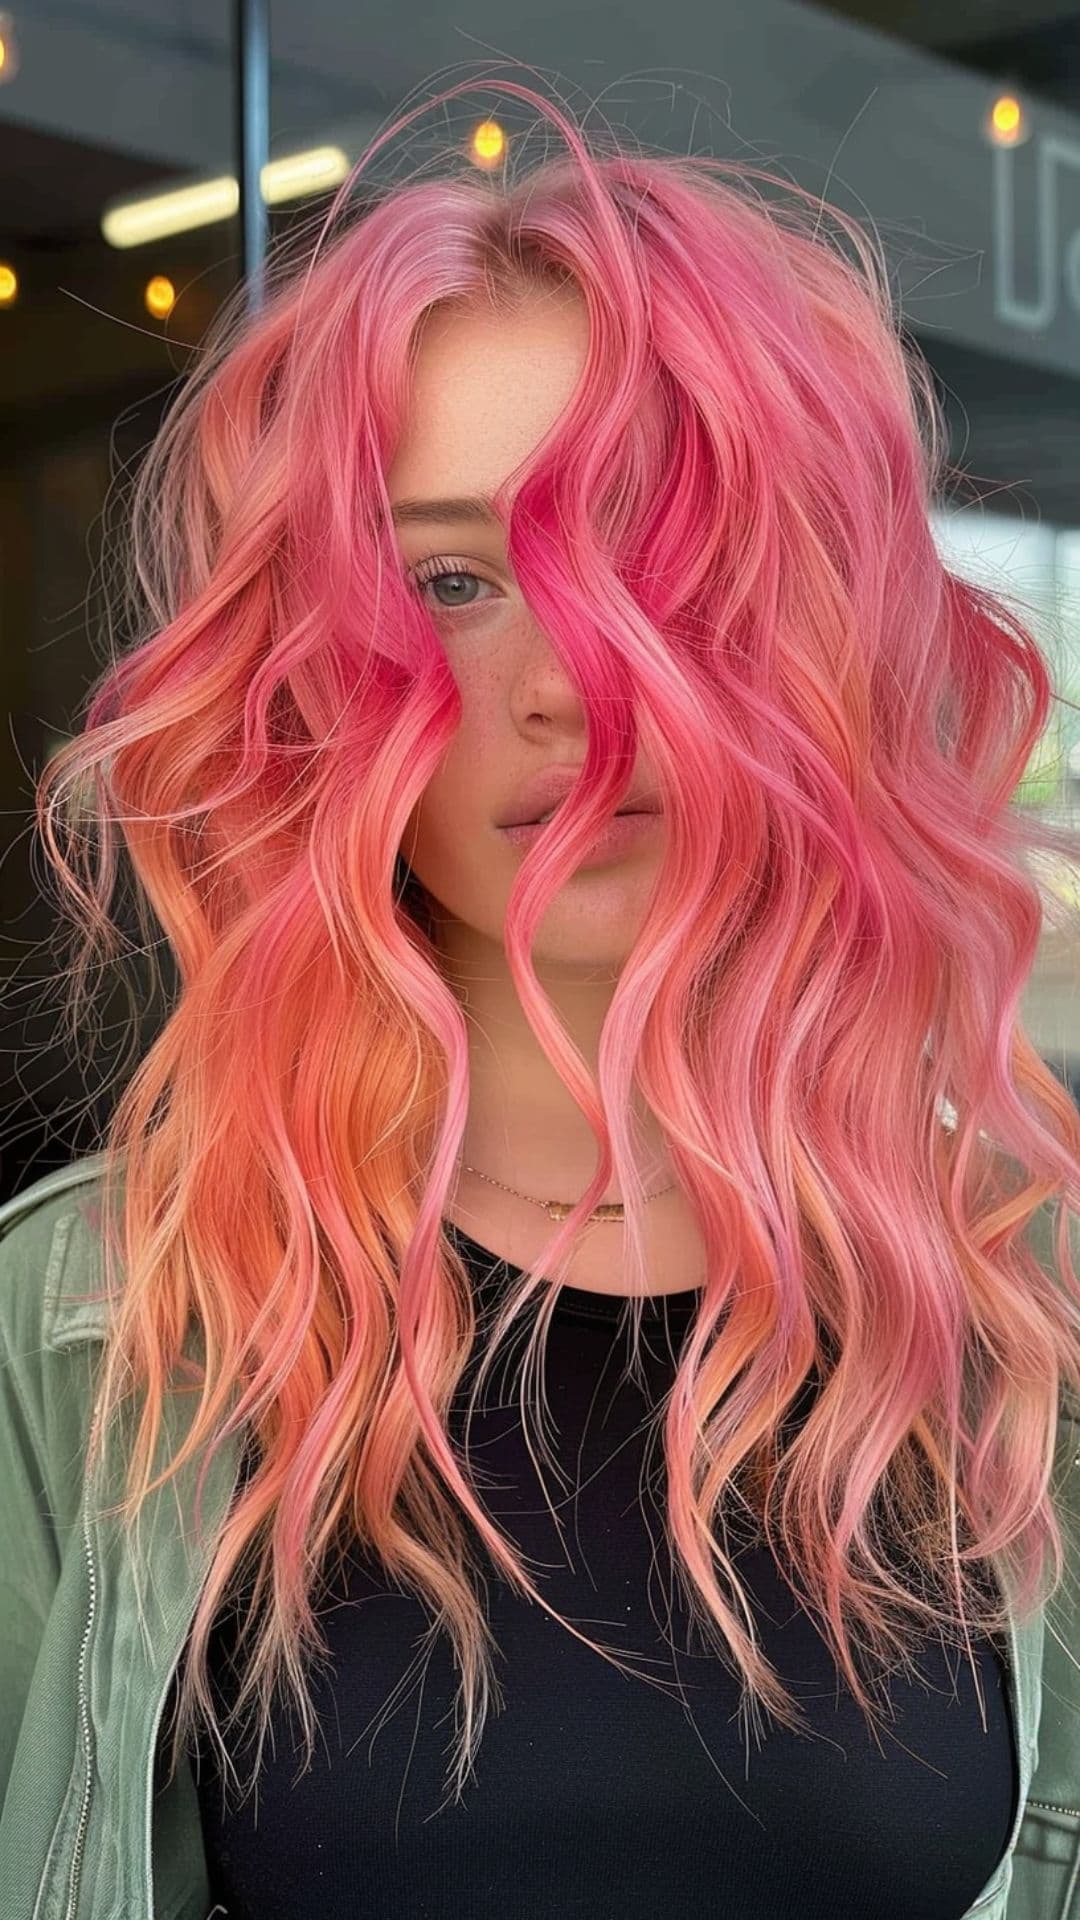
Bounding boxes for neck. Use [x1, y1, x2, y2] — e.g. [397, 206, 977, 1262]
[435, 915, 671, 1206]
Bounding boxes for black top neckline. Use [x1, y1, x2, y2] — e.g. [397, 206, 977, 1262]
[443, 1218, 703, 1326]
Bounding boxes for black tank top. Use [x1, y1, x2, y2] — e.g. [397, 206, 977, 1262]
[187, 1221, 1018, 1918]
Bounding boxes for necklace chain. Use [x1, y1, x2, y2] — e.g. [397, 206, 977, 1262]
[462, 1162, 677, 1224]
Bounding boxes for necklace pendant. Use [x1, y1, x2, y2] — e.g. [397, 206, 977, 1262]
[543, 1199, 625, 1223]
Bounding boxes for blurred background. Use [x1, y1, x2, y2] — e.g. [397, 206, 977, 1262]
[3, 1, 1080, 1199]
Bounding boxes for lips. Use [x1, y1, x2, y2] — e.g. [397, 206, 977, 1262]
[499, 766, 661, 829]
[532, 801, 643, 824]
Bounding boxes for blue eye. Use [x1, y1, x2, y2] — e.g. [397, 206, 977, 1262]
[407, 557, 500, 614]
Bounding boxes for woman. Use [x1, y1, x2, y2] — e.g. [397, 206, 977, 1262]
[3, 75, 1080, 1920]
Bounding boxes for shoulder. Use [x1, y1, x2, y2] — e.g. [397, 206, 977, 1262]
[0, 1153, 113, 1360]
[0, 1155, 116, 1538]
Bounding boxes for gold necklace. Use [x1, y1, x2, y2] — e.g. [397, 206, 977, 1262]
[461, 1162, 677, 1224]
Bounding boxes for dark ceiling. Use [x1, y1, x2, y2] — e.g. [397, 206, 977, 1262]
[4, 118, 176, 243]
[820, 0, 1079, 65]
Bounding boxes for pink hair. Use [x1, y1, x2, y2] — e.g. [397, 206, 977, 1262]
[34, 74, 1080, 1808]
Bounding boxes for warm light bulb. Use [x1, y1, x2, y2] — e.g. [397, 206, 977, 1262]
[144, 274, 176, 319]
[0, 262, 18, 306]
[470, 119, 506, 169]
[0, 11, 20, 84]
[988, 94, 1025, 146]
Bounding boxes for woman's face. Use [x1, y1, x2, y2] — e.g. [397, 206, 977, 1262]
[387, 288, 665, 979]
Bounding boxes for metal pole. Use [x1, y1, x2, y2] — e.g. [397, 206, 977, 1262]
[233, 0, 270, 313]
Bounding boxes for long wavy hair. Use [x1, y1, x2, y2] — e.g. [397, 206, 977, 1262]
[31, 73, 1080, 1810]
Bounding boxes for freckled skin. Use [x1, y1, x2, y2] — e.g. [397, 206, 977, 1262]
[387, 288, 676, 1216]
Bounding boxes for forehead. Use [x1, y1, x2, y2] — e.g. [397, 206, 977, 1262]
[387, 291, 591, 522]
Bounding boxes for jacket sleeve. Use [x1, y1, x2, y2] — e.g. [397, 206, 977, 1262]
[0, 1184, 100, 1811]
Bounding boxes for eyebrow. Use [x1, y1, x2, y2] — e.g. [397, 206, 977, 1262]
[390, 494, 502, 527]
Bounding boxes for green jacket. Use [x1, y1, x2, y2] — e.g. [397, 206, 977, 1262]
[1, 1155, 1078, 1918]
